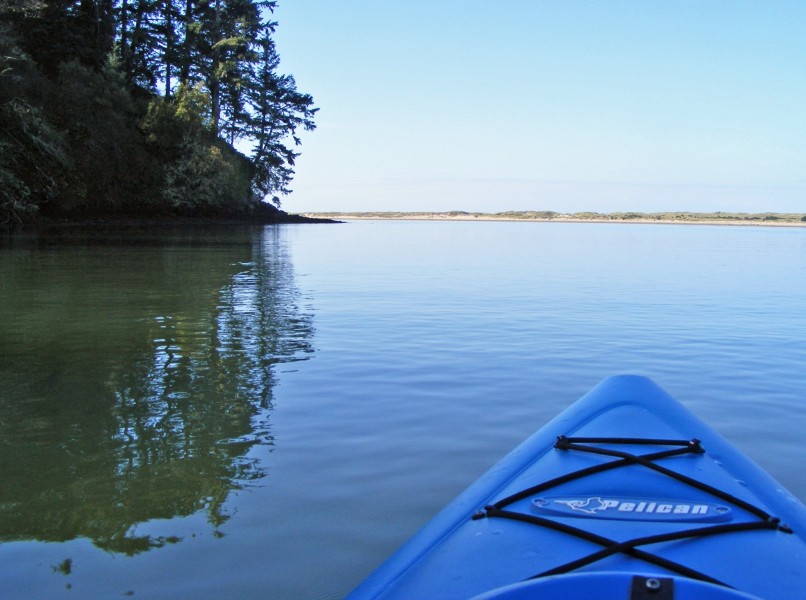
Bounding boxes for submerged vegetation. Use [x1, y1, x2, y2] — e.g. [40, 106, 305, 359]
[0, 0, 316, 225]
[305, 211, 806, 226]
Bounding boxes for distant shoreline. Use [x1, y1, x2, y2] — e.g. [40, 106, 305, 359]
[301, 211, 806, 228]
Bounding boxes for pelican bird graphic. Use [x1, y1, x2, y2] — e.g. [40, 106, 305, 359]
[554, 497, 611, 514]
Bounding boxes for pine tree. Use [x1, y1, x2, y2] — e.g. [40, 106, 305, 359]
[245, 23, 316, 203]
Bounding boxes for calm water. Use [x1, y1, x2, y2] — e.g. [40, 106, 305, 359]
[1, 221, 805, 599]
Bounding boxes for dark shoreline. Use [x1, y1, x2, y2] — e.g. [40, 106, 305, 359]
[1, 212, 340, 233]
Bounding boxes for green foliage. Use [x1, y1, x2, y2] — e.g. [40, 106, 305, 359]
[162, 138, 253, 215]
[175, 82, 212, 126]
[0, 24, 73, 223]
[47, 59, 163, 213]
[4, 0, 115, 76]
[1, 0, 315, 223]
[141, 84, 253, 214]
[142, 85, 212, 158]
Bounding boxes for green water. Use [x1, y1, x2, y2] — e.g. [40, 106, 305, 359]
[0, 227, 313, 556]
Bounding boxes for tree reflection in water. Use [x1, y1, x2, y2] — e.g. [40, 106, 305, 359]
[0, 227, 314, 554]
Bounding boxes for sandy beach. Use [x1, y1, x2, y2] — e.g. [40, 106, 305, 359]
[301, 212, 806, 228]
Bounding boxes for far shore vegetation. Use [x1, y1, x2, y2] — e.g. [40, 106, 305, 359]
[304, 211, 806, 226]
[1, 0, 317, 228]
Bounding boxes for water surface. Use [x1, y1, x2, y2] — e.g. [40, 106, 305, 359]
[1, 221, 804, 598]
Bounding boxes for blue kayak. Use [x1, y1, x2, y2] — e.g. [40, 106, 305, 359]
[348, 376, 806, 599]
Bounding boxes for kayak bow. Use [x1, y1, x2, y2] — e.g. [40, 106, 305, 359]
[348, 376, 806, 599]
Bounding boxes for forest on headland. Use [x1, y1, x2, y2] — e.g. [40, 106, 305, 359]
[1, 0, 316, 226]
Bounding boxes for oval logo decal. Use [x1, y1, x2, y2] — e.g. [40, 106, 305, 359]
[531, 496, 732, 522]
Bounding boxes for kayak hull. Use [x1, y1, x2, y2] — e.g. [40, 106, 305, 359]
[348, 376, 806, 599]
[471, 572, 763, 600]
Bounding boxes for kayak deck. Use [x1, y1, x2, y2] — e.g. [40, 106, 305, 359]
[348, 376, 806, 599]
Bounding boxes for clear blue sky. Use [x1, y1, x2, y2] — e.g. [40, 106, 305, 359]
[273, 1, 805, 214]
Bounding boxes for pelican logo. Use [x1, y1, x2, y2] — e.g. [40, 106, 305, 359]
[553, 497, 611, 514]
[532, 496, 732, 523]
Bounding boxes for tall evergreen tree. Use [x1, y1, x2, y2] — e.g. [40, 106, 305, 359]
[245, 23, 316, 203]
[120, 0, 163, 89]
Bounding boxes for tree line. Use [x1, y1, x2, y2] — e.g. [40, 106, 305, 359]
[0, 0, 316, 224]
